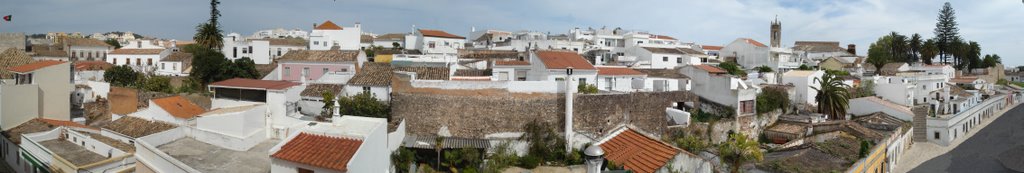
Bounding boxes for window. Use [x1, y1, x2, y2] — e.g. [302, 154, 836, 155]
[173, 63, 177, 70]
[314, 41, 319, 45]
[242, 47, 248, 54]
[284, 67, 291, 77]
[429, 41, 436, 48]
[113, 59, 117, 65]
[323, 68, 329, 75]
[934, 132, 940, 139]
[147, 59, 153, 65]
[297, 168, 314, 173]
[362, 87, 370, 93]
[663, 56, 669, 62]
[277, 48, 282, 56]
[249, 46, 253, 54]
[233, 47, 238, 58]
[444, 41, 450, 47]
[579, 78, 587, 85]
[126, 58, 130, 65]
[677, 58, 683, 63]
[341, 68, 348, 72]
[161, 63, 165, 70]
[740, 100, 755, 114]
[136, 58, 141, 65]
[302, 67, 310, 78]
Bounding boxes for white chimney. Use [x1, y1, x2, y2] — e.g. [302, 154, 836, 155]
[564, 67, 575, 153]
[471, 26, 476, 33]
[354, 22, 361, 28]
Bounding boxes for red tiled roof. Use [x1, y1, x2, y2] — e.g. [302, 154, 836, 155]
[38, 118, 97, 130]
[600, 129, 681, 173]
[272, 133, 362, 172]
[494, 60, 530, 66]
[696, 64, 727, 74]
[650, 35, 676, 40]
[535, 51, 595, 70]
[950, 77, 980, 84]
[109, 49, 165, 55]
[74, 61, 113, 71]
[596, 66, 645, 76]
[7, 60, 65, 73]
[702, 45, 723, 51]
[743, 38, 767, 47]
[151, 96, 206, 119]
[209, 78, 301, 90]
[419, 29, 465, 39]
[315, 20, 344, 30]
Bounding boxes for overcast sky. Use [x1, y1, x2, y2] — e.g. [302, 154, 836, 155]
[4, 0, 1023, 66]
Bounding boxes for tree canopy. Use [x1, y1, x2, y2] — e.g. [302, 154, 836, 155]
[934, 2, 960, 64]
[104, 65, 141, 87]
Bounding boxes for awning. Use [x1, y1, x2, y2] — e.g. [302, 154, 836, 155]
[403, 135, 490, 149]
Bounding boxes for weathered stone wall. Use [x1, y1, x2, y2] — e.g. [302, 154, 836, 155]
[391, 91, 698, 139]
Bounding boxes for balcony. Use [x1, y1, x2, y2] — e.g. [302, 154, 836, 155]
[616, 55, 637, 62]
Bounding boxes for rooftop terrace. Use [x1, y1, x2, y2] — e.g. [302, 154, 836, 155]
[157, 138, 279, 173]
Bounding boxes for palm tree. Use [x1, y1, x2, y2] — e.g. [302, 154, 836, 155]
[921, 39, 939, 64]
[812, 73, 851, 120]
[194, 0, 223, 49]
[910, 34, 923, 63]
[718, 133, 763, 173]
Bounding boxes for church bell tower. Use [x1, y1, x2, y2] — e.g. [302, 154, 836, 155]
[770, 16, 781, 48]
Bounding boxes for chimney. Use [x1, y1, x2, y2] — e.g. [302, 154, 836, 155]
[313, 23, 317, 29]
[847, 44, 856, 55]
[354, 22, 361, 28]
[564, 67, 575, 153]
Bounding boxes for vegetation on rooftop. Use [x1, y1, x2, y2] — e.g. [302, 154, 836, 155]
[718, 62, 747, 77]
[719, 133, 763, 173]
[335, 92, 391, 119]
[756, 86, 790, 115]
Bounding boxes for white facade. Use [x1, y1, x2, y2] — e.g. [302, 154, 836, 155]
[720, 38, 770, 70]
[342, 85, 391, 102]
[106, 49, 171, 73]
[781, 70, 824, 106]
[156, 61, 187, 76]
[196, 104, 268, 139]
[926, 93, 1007, 146]
[622, 46, 705, 69]
[128, 100, 190, 126]
[269, 116, 390, 173]
[309, 21, 362, 51]
[121, 40, 167, 49]
[223, 33, 273, 64]
[413, 32, 464, 54]
[680, 65, 757, 116]
[251, 28, 309, 39]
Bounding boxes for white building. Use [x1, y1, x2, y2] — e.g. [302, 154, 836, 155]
[129, 95, 206, 126]
[121, 39, 168, 49]
[371, 33, 407, 49]
[680, 64, 757, 116]
[720, 38, 770, 70]
[874, 75, 917, 107]
[410, 29, 465, 54]
[309, 20, 362, 51]
[526, 50, 598, 86]
[594, 66, 646, 92]
[156, 52, 192, 76]
[251, 28, 309, 39]
[925, 83, 1008, 146]
[106, 48, 171, 73]
[63, 38, 113, 61]
[781, 70, 825, 106]
[224, 33, 309, 64]
[269, 116, 390, 173]
[791, 41, 853, 61]
[621, 47, 706, 69]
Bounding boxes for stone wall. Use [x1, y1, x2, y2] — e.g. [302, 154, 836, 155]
[391, 91, 698, 139]
[0, 33, 26, 51]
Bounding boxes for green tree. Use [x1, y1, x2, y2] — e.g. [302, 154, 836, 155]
[577, 83, 598, 94]
[189, 46, 230, 85]
[391, 147, 416, 173]
[520, 120, 567, 163]
[104, 65, 141, 87]
[756, 86, 790, 114]
[852, 80, 876, 98]
[867, 32, 915, 68]
[755, 65, 773, 73]
[226, 57, 261, 79]
[718, 62, 747, 76]
[909, 33, 923, 63]
[718, 133, 763, 173]
[194, 0, 223, 49]
[966, 41, 982, 71]
[484, 142, 520, 172]
[982, 54, 1002, 68]
[337, 92, 390, 118]
[442, 148, 482, 172]
[392, 42, 402, 50]
[812, 73, 851, 120]
[934, 2, 960, 64]
[675, 135, 710, 153]
[104, 39, 122, 49]
[143, 75, 173, 93]
[798, 64, 813, 70]
[921, 39, 939, 64]
[321, 92, 336, 119]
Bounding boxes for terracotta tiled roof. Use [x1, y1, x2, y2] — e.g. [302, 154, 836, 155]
[74, 61, 112, 71]
[374, 33, 407, 41]
[635, 68, 689, 79]
[396, 66, 450, 80]
[209, 78, 301, 90]
[7, 60, 65, 73]
[600, 129, 681, 173]
[794, 41, 846, 53]
[419, 29, 465, 39]
[278, 50, 360, 63]
[4, 119, 60, 144]
[66, 38, 112, 47]
[950, 77, 980, 84]
[596, 66, 645, 76]
[271, 133, 362, 172]
[495, 60, 530, 66]
[151, 96, 206, 119]
[458, 50, 520, 60]
[38, 118, 95, 130]
[109, 48, 165, 55]
[101, 116, 177, 138]
[535, 51, 595, 70]
[696, 64, 727, 74]
[348, 63, 393, 86]
[650, 35, 676, 40]
[742, 38, 767, 48]
[879, 63, 907, 75]
[643, 47, 687, 55]
[360, 35, 374, 43]
[453, 69, 492, 77]
[702, 45, 723, 51]
[255, 38, 307, 47]
[161, 52, 192, 62]
[0, 48, 35, 79]
[32, 49, 68, 57]
[301, 84, 344, 97]
[315, 20, 344, 30]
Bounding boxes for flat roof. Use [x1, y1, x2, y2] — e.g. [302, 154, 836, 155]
[157, 138, 279, 173]
[40, 140, 108, 166]
[209, 78, 301, 91]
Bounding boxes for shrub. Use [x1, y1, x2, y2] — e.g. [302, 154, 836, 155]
[675, 135, 709, 153]
[577, 83, 598, 94]
[484, 142, 519, 172]
[143, 75, 173, 93]
[518, 155, 541, 169]
[756, 86, 790, 114]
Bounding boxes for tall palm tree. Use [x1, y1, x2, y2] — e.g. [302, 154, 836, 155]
[718, 133, 763, 173]
[194, 0, 223, 49]
[909, 34, 923, 63]
[921, 39, 939, 64]
[812, 73, 851, 120]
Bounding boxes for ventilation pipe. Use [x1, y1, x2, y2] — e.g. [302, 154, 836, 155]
[565, 67, 575, 153]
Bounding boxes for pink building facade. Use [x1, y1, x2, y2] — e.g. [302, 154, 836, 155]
[278, 62, 357, 82]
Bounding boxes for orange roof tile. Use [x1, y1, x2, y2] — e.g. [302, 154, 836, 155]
[7, 60, 65, 73]
[74, 61, 113, 71]
[151, 96, 206, 119]
[696, 64, 727, 74]
[702, 45, 723, 51]
[743, 38, 767, 47]
[38, 118, 97, 130]
[315, 20, 344, 30]
[650, 35, 676, 40]
[494, 60, 530, 66]
[109, 48, 165, 55]
[272, 133, 363, 172]
[419, 29, 465, 39]
[209, 78, 301, 90]
[535, 51, 595, 70]
[599, 129, 681, 173]
[596, 66, 645, 76]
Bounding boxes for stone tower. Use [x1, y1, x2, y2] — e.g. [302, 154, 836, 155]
[770, 16, 781, 48]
